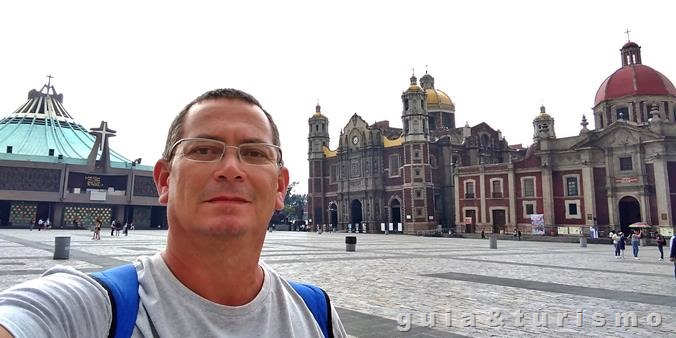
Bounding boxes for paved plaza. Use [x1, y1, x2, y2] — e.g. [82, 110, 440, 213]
[0, 229, 674, 337]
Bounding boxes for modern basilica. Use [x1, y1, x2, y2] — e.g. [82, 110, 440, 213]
[0, 79, 165, 229]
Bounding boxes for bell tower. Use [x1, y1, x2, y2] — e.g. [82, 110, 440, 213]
[533, 105, 556, 141]
[400, 72, 435, 233]
[401, 73, 429, 142]
[308, 102, 329, 160]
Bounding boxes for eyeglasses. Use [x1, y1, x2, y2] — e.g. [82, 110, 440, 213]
[169, 138, 283, 166]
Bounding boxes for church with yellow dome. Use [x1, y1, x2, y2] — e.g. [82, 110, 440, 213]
[307, 71, 514, 234]
[309, 40, 676, 237]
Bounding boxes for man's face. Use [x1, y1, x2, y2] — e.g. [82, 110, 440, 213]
[154, 98, 289, 238]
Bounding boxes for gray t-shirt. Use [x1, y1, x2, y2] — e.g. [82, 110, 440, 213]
[0, 253, 347, 338]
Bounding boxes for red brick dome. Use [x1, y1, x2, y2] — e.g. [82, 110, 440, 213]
[594, 65, 676, 106]
[594, 41, 676, 106]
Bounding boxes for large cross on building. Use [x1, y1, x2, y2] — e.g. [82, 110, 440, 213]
[89, 121, 117, 151]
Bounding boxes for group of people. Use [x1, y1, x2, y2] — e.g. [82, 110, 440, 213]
[29, 218, 51, 231]
[109, 219, 134, 237]
[610, 229, 669, 261]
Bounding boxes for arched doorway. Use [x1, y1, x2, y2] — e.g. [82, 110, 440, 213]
[618, 196, 641, 235]
[390, 199, 402, 233]
[350, 200, 362, 233]
[329, 203, 338, 231]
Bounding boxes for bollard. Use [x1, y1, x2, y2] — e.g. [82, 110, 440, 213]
[54, 236, 71, 260]
[489, 234, 497, 249]
[345, 236, 357, 252]
[580, 237, 587, 247]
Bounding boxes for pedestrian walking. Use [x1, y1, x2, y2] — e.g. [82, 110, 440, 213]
[517, 230, 522, 241]
[656, 234, 666, 260]
[669, 234, 676, 280]
[612, 231, 621, 258]
[618, 232, 626, 259]
[631, 230, 641, 260]
[93, 218, 101, 240]
[37, 219, 43, 231]
[481, 229, 486, 239]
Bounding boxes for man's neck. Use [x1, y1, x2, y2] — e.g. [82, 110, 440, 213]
[161, 235, 265, 306]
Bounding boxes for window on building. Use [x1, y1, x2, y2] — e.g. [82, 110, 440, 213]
[414, 150, 420, 159]
[491, 179, 502, 198]
[525, 203, 535, 215]
[415, 190, 422, 199]
[416, 208, 423, 216]
[430, 155, 437, 168]
[616, 107, 629, 120]
[564, 200, 581, 219]
[619, 157, 633, 171]
[523, 178, 535, 197]
[6, 146, 12, 154]
[465, 181, 475, 198]
[566, 177, 578, 196]
[414, 168, 421, 177]
[568, 203, 578, 215]
[330, 165, 337, 182]
[389, 155, 400, 177]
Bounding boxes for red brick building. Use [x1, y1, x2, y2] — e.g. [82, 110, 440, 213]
[456, 41, 676, 236]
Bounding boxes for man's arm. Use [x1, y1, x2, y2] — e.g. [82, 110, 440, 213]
[0, 266, 112, 338]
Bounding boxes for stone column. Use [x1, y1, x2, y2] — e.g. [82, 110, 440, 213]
[508, 163, 516, 227]
[479, 166, 486, 224]
[454, 171, 461, 225]
[653, 157, 672, 226]
[581, 163, 595, 226]
[53, 204, 64, 227]
[541, 158, 555, 227]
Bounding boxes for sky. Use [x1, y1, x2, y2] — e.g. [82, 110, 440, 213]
[1, 0, 675, 195]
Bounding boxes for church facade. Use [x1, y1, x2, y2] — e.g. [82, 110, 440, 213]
[308, 41, 676, 236]
[0, 80, 165, 228]
[307, 72, 514, 234]
[456, 41, 676, 237]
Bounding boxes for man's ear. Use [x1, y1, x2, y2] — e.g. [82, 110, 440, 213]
[274, 166, 290, 211]
[154, 159, 171, 205]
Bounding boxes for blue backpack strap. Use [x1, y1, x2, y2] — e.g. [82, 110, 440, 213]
[90, 264, 140, 338]
[289, 281, 334, 338]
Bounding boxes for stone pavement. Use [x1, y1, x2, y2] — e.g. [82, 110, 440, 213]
[0, 229, 674, 337]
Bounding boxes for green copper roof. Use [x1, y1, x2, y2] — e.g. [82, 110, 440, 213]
[0, 81, 130, 163]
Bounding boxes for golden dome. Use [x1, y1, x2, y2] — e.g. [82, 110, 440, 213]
[425, 89, 454, 107]
[408, 84, 422, 92]
[533, 105, 552, 121]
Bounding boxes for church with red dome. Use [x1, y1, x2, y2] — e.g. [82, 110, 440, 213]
[453, 40, 676, 237]
[308, 40, 676, 237]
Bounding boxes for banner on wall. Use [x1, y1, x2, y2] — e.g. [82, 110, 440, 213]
[530, 214, 545, 235]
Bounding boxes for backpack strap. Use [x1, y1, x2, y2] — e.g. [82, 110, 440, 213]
[288, 281, 334, 338]
[90, 264, 140, 338]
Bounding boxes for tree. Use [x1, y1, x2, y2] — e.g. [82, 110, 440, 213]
[284, 181, 307, 221]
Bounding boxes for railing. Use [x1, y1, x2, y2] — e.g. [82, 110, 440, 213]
[492, 192, 503, 198]
[464, 193, 475, 199]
